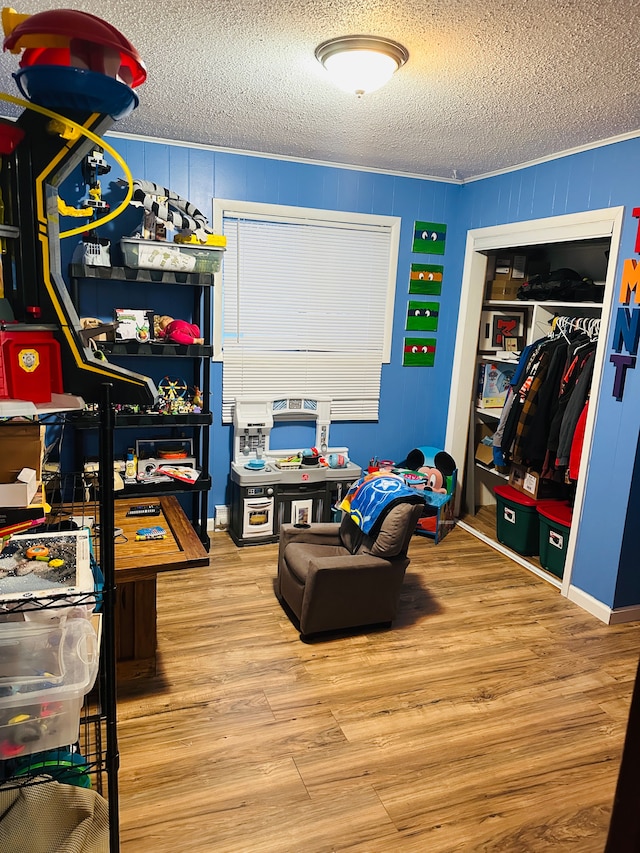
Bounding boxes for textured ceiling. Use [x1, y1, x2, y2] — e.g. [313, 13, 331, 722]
[1, 0, 639, 181]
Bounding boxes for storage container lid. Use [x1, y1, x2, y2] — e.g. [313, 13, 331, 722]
[494, 483, 542, 507]
[537, 501, 573, 526]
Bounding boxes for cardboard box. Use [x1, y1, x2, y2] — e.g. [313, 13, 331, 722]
[0, 486, 47, 531]
[487, 279, 522, 301]
[509, 464, 562, 501]
[0, 424, 44, 507]
[475, 422, 495, 467]
[491, 253, 528, 281]
[477, 361, 515, 408]
[475, 439, 495, 467]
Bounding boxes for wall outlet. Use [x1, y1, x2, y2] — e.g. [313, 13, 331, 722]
[214, 505, 229, 531]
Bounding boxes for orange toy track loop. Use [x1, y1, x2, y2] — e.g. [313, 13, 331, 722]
[26, 544, 49, 559]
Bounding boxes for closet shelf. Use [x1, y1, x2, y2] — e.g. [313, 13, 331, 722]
[476, 406, 503, 419]
[484, 299, 603, 309]
[478, 353, 520, 363]
[475, 461, 509, 479]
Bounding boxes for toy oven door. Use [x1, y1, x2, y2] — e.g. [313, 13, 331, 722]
[242, 497, 274, 538]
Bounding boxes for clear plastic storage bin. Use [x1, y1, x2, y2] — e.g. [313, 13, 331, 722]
[0, 618, 99, 757]
[120, 238, 224, 273]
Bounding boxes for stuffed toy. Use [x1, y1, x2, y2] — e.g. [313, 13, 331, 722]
[156, 315, 204, 345]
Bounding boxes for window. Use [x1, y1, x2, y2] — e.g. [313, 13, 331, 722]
[213, 200, 401, 423]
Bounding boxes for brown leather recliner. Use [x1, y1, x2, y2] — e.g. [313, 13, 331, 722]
[276, 501, 425, 639]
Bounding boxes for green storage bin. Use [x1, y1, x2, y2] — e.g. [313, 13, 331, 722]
[494, 484, 542, 557]
[538, 502, 573, 578]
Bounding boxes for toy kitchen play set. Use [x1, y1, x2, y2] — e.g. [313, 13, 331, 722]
[229, 398, 362, 545]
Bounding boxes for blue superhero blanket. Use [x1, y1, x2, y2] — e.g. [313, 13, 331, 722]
[340, 473, 425, 535]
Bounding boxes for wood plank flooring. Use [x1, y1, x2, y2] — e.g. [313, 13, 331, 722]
[115, 524, 640, 852]
[461, 505, 549, 577]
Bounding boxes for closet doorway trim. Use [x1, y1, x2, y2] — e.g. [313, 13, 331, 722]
[445, 206, 624, 606]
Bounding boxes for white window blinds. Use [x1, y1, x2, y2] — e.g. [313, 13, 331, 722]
[213, 201, 400, 423]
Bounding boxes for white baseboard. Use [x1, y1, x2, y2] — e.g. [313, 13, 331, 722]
[567, 585, 640, 624]
[457, 520, 562, 588]
[608, 604, 640, 625]
[566, 585, 612, 623]
[459, 521, 640, 625]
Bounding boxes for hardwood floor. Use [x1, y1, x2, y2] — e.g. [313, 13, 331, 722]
[460, 505, 550, 578]
[116, 525, 640, 852]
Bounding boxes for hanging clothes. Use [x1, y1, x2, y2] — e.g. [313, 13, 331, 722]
[545, 338, 595, 459]
[518, 338, 568, 465]
[496, 339, 547, 463]
[501, 336, 564, 465]
[557, 348, 595, 466]
[493, 314, 599, 480]
[492, 339, 542, 467]
[569, 400, 589, 481]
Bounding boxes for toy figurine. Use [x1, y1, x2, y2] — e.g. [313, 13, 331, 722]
[156, 315, 204, 345]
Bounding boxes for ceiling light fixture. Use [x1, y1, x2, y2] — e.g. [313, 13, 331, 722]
[315, 35, 409, 97]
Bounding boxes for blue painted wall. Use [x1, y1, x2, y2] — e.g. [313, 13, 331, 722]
[460, 139, 640, 610]
[68, 132, 640, 611]
[615, 433, 640, 608]
[73, 138, 464, 513]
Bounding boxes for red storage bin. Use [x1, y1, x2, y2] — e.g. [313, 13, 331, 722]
[0, 330, 63, 403]
[494, 484, 560, 557]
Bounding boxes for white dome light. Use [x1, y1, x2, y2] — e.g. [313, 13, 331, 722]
[315, 35, 409, 97]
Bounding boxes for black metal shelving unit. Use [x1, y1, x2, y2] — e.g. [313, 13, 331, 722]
[68, 264, 214, 550]
[0, 385, 119, 851]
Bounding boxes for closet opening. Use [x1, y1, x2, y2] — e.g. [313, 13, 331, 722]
[445, 208, 624, 601]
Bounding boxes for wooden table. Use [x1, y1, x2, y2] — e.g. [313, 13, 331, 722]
[113, 495, 209, 680]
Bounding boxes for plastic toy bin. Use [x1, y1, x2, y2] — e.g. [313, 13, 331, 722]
[494, 484, 547, 557]
[120, 238, 224, 274]
[538, 502, 573, 578]
[0, 618, 99, 757]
